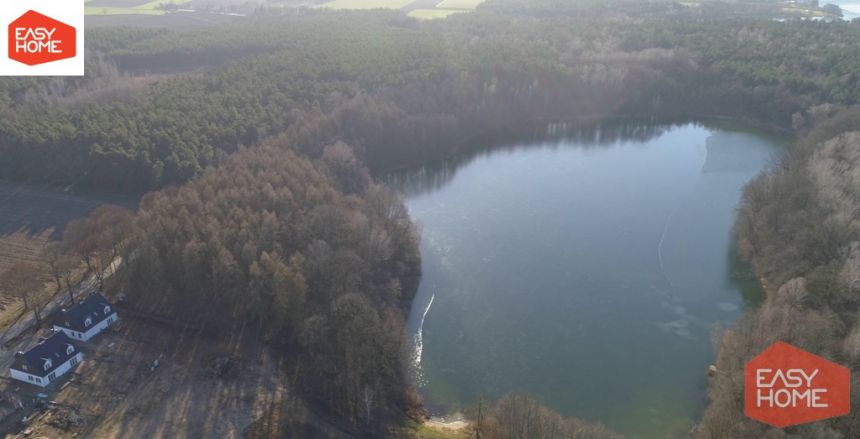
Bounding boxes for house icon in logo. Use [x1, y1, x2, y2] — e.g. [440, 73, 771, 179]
[8, 10, 76, 66]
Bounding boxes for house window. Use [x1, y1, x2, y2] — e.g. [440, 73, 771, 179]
[47, 372, 56, 382]
[34, 377, 40, 383]
[66, 345, 74, 355]
[43, 359, 52, 371]
[84, 317, 92, 327]
[104, 305, 111, 314]
[27, 376, 33, 382]
[70, 357, 78, 366]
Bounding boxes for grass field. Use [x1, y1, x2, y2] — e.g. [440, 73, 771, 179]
[435, 0, 484, 10]
[320, 0, 414, 10]
[408, 8, 466, 18]
[318, 0, 484, 18]
[86, 12, 239, 28]
[86, 7, 165, 15]
[85, 0, 182, 16]
[410, 420, 471, 438]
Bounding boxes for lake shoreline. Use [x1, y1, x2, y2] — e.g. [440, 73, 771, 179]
[395, 121, 785, 438]
[376, 113, 793, 178]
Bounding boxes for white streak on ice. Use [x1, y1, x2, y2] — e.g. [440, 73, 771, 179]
[413, 293, 435, 385]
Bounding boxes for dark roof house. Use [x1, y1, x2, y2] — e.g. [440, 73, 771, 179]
[55, 293, 113, 331]
[11, 331, 79, 378]
[53, 293, 119, 342]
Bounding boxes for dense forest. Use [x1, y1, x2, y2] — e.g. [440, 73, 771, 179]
[121, 143, 421, 434]
[33, 142, 423, 436]
[3, 3, 860, 192]
[3, 0, 860, 437]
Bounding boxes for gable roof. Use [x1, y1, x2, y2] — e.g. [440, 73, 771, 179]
[11, 331, 79, 377]
[55, 293, 114, 333]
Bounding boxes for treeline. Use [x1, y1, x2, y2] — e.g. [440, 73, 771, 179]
[624, 19, 860, 104]
[119, 143, 421, 435]
[0, 204, 134, 325]
[468, 393, 621, 439]
[3, 4, 858, 192]
[695, 107, 860, 437]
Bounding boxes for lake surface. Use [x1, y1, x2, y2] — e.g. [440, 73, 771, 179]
[832, 1, 860, 19]
[388, 120, 785, 438]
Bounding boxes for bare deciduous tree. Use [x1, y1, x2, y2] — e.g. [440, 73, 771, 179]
[0, 261, 46, 323]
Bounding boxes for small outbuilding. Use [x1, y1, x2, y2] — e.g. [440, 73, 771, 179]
[53, 293, 119, 342]
[10, 331, 82, 387]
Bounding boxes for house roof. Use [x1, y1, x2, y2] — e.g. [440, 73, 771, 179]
[11, 331, 79, 378]
[54, 293, 115, 333]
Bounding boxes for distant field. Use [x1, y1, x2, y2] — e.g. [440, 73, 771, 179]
[408, 8, 465, 18]
[88, 0, 148, 6]
[435, 0, 484, 10]
[86, 11, 240, 28]
[85, 7, 165, 15]
[0, 182, 134, 272]
[319, 0, 483, 17]
[321, 0, 414, 9]
[84, 0, 180, 16]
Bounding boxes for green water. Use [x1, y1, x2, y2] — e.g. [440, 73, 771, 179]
[389, 120, 785, 438]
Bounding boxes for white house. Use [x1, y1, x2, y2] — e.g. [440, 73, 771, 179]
[53, 293, 119, 342]
[10, 330, 83, 387]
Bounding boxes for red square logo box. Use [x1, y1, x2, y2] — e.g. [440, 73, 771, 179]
[745, 341, 850, 428]
[8, 10, 76, 66]
[1, 0, 83, 76]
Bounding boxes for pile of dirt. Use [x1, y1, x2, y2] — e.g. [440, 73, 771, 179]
[44, 406, 86, 430]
